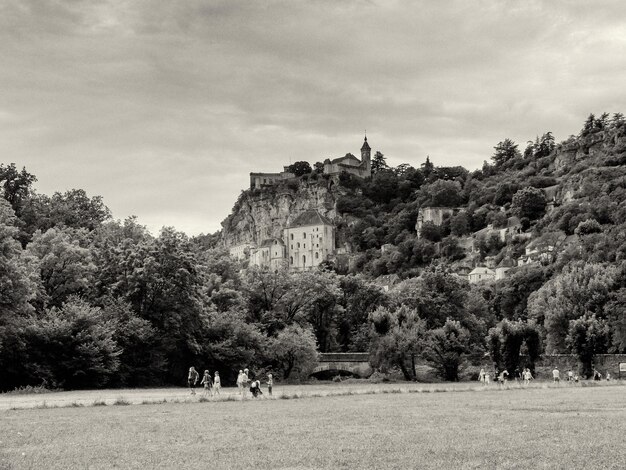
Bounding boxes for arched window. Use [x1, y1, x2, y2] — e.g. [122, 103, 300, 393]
[302, 255, 306, 265]
[297, 242, 300, 248]
[290, 233, 294, 240]
[290, 256, 293, 264]
[315, 252, 319, 259]
[303, 232, 306, 238]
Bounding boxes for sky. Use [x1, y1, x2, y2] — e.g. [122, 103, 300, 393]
[1, 1, 625, 235]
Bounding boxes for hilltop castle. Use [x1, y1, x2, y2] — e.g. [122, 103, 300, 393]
[234, 136, 372, 270]
[250, 135, 372, 189]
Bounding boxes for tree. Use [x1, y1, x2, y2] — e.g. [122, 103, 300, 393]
[450, 212, 470, 236]
[22, 297, 121, 389]
[369, 306, 425, 380]
[566, 314, 610, 378]
[287, 161, 312, 177]
[511, 187, 546, 220]
[492, 139, 521, 167]
[313, 162, 325, 174]
[0, 164, 37, 215]
[419, 221, 442, 242]
[422, 180, 464, 207]
[421, 156, 434, 179]
[26, 227, 96, 307]
[423, 319, 470, 381]
[487, 320, 542, 374]
[270, 324, 319, 379]
[575, 219, 602, 236]
[371, 151, 388, 173]
[528, 262, 618, 353]
[493, 182, 520, 206]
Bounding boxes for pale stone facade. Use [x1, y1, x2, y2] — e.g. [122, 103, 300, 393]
[415, 207, 464, 238]
[229, 243, 255, 260]
[250, 238, 287, 270]
[283, 210, 335, 270]
[468, 266, 496, 284]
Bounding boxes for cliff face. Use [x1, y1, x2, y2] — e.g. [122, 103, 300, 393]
[221, 178, 342, 247]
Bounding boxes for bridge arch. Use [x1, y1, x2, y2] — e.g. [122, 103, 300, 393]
[311, 353, 373, 378]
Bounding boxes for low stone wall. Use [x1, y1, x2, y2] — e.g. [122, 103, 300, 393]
[534, 354, 626, 379]
[460, 354, 626, 380]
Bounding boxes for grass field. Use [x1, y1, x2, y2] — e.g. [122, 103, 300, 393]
[1, 382, 626, 469]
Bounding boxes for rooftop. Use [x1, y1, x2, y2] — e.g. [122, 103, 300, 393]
[288, 210, 333, 228]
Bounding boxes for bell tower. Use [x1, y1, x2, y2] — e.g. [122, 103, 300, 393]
[360, 133, 371, 175]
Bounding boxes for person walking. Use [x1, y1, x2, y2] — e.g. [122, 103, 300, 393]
[236, 370, 244, 394]
[478, 368, 486, 384]
[213, 371, 221, 395]
[267, 373, 273, 396]
[552, 367, 560, 383]
[188, 366, 199, 395]
[201, 370, 213, 397]
[241, 368, 250, 398]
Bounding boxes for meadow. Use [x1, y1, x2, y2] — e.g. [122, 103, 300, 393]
[1, 381, 626, 469]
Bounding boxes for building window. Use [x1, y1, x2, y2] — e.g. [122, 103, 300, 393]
[316, 244, 319, 248]
[290, 234, 294, 240]
[319, 238, 322, 243]
[304, 243, 306, 248]
[291, 245, 293, 250]
[290, 256, 293, 264]
[315, 252, 319, 259]
[297, 242, 300, 248]
[302, 255, 306, 265]
[303, 232, 306, 238]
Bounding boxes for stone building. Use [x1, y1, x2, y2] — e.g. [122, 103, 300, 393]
[415, 206, 464, 238]
[468, 266, 496, 284]
[250, 238, 288, 271]
[283, 210, 335, 270]
[250, 168, 295, 189]
[229, 243, 255, 260]
[323, 136, 371, 178]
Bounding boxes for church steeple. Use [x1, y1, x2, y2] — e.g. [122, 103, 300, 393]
[361, 133, 371, 152]
[360, 133, 371, 174]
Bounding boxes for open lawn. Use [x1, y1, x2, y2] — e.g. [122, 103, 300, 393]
[1, 382, 626, 469]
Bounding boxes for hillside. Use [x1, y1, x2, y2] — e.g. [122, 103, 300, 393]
[1, 112, 625, 391]
[221, 112, 626, 279]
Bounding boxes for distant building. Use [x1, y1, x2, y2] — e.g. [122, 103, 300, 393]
[468, 266, 496, 284]
[283, 210, 335, 270]
[415, 207, 464, 238]
[229, 243, 255, 261]
[323, 136, 372, 178]
[495, 257, 516, 280]
[250, 238, 287, 270]
[250, 168, 295, 189]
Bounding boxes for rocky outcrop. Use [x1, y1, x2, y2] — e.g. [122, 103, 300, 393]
[221, 178, 342, 247]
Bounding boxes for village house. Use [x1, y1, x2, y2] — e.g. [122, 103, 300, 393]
[468, 266, 496, 284]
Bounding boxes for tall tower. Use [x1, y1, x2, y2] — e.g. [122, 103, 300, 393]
[361, 134, 371, 175]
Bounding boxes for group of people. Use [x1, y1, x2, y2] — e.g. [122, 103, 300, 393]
[187, 367, 221, 396]
[552, 366, 611, 383]
[478, 367, 534, 386]
[187, 366, 274, 398]
[236, 368, 273, 398]
[478, 366, 614, 385]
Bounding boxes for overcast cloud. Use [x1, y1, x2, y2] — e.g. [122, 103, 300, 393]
[1, 0, 625, 235]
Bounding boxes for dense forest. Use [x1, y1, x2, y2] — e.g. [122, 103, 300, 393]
[1, 113, 625, 390]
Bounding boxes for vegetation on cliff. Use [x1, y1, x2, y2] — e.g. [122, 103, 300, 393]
[1, 113, 625, 389]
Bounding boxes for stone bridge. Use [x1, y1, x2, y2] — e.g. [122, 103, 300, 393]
[312, 353, 373, 378]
